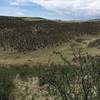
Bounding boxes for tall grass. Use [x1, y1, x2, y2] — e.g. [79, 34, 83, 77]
[0, 48, 100, 100]
[38, 48, 100, 100]
[0, 64, 38, 100]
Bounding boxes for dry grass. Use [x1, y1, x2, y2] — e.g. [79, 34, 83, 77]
[0, 35, 100, 65]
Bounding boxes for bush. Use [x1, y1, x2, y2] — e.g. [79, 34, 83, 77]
[38, 48, 100, 100]
[0, 48, 100, 100]
[0, 64, 38, 100]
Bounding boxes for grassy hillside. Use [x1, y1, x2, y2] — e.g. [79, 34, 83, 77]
[0, 16, 100, 100]
[0, 16, 100, 52]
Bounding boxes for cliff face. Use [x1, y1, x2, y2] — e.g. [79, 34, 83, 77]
[0, 16, 100, 52]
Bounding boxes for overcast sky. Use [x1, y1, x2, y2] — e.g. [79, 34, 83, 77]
[0, 0, 100, 20]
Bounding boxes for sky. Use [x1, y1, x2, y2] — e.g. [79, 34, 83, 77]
[0, 0, 100, 20]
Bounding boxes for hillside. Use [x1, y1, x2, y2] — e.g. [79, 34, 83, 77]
[0, 16, 100, 52]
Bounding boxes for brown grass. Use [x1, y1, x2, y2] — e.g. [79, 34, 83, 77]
[0, 35, 100, 65]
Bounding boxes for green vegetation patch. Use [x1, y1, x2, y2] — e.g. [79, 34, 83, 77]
[0, 49, 100, 100]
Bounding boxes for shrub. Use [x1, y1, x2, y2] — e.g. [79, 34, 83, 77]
[38, 48, 100, 100]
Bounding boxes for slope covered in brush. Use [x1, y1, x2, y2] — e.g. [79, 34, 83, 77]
[0, 16, 100, 52]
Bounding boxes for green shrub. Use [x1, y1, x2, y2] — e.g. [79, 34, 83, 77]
[0, 64, 38, 100]
[0, 48, 100, 100]
[38, 48, 100, 100]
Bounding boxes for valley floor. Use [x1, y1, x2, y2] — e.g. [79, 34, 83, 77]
[0, 35, 100, 65]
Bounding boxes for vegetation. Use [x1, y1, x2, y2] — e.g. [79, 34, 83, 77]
[0, 16, 100, 100]
[0, 16, 100, 52]
[38, 48, 100, 100]
[0, 48, 100, 100]
[88, 39, 100, 48]
[0, 64, 38, 100]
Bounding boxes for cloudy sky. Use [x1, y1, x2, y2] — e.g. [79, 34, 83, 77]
[0, 0, 100, 20]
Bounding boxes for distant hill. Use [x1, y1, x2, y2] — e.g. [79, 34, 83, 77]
[0, 16, 46, 22]
[21, 17, 46, 21]
[87, 19, 100, 22]
[0, 16, 100, 52]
